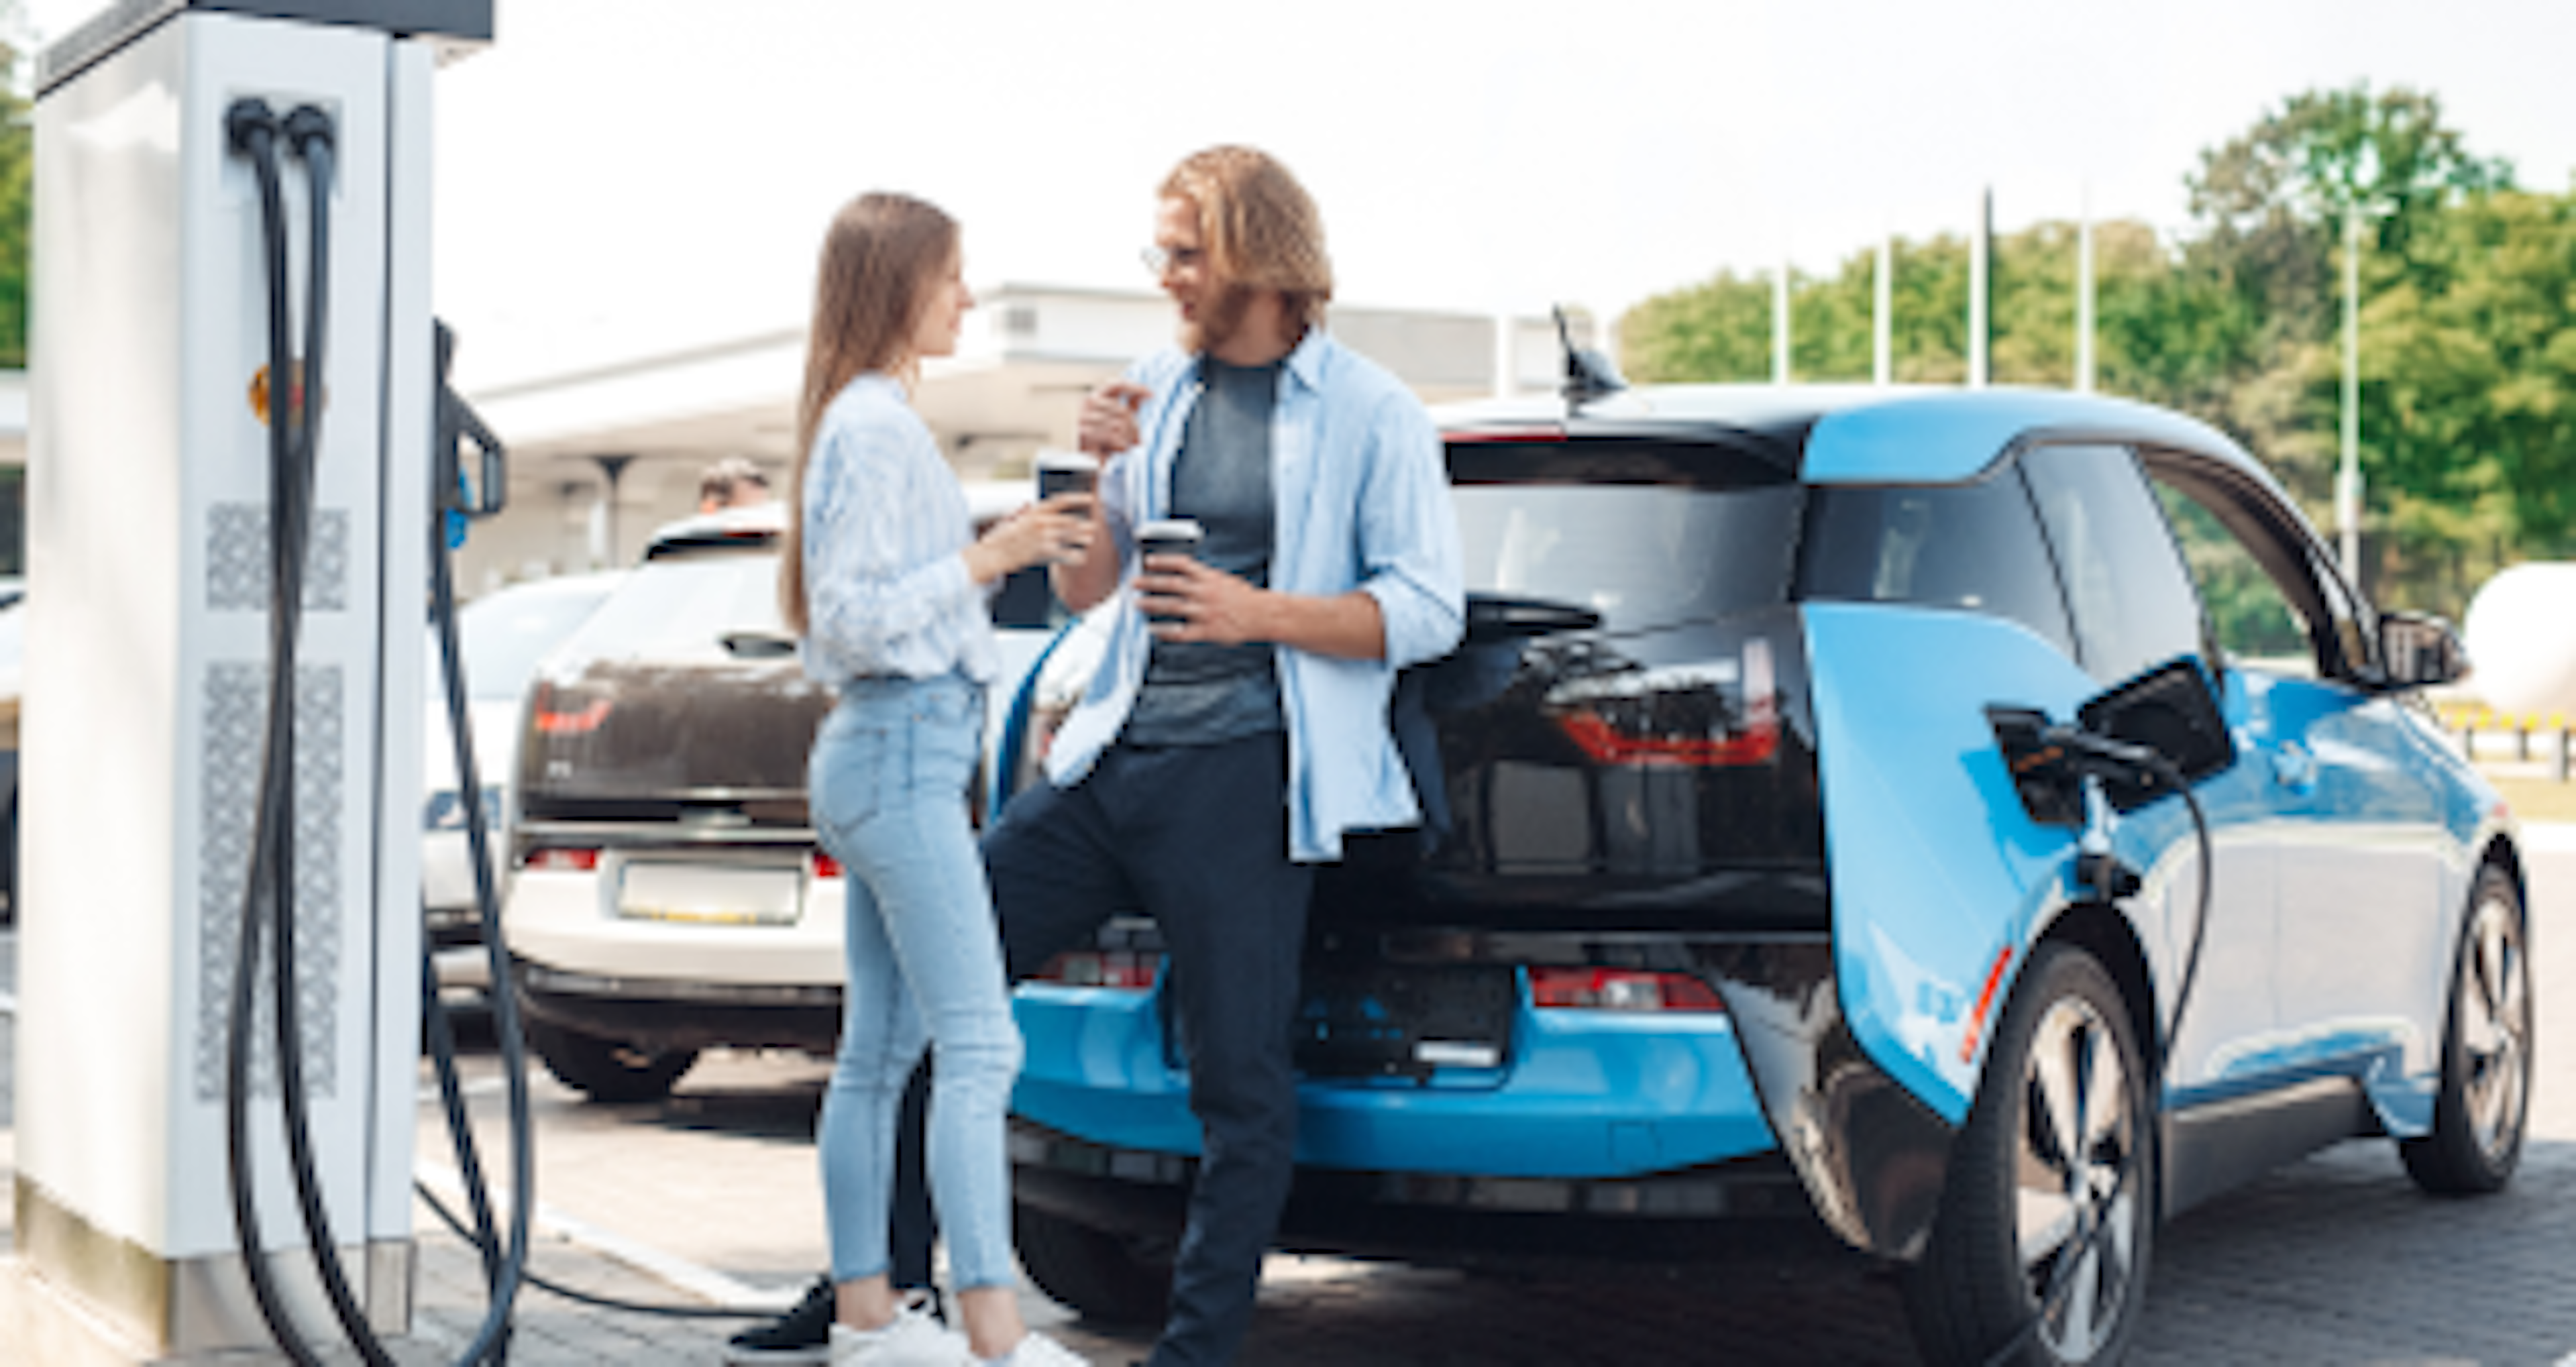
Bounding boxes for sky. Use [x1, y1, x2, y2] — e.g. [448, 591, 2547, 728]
[28, 0, 2576, 388]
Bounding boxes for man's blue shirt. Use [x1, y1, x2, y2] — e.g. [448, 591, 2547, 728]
[1044, 329, 1465, 861]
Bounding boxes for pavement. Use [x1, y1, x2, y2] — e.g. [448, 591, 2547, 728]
[7, 817, 2576, 1366]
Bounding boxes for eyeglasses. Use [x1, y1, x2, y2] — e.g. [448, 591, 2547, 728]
[1140, 244, 1205, 277]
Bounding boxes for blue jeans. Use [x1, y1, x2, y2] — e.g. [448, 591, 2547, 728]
[810, 673, 1022, 1293]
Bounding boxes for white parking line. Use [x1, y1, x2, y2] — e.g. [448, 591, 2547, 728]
[417, 1074, 511, 1104]
[413, 1161, 803, 1315]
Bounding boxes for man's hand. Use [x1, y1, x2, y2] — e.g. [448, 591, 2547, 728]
[1136, 555, 1267, 645]
[1135, 558, 1388, 658]
[1078, 382, 1152, 457]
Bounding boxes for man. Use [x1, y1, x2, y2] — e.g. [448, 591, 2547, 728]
[729, 145, 1460, 1367]
[699, 455, 774, 513]
[990, 142, 1462, 1367]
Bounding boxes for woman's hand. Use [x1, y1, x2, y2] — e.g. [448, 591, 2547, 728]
[963, 495, 1096, 584]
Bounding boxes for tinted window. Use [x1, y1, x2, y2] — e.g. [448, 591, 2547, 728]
[2021, 445, 2204, 684]
[1799, 474, 2074, 655]
[1453, 484, 1803, 630]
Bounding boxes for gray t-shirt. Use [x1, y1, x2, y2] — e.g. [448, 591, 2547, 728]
[1122, 357, 1285, 746]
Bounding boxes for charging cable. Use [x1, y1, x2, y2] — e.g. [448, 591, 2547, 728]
[1976, 716, 2212, 1367]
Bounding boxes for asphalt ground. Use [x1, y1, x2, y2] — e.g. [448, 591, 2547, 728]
[4, 820, 2575, 1366]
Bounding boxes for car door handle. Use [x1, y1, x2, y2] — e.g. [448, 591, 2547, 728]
[2271, 741, 2317, 793]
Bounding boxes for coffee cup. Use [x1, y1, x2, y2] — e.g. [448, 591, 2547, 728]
[1134, 518, 1203, 624]
[1034, 450, 1098, 502]
[1134, 517, 1203, 563]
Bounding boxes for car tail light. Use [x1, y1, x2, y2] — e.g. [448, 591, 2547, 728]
[1527, 967, 1725, 1013]
[810, 850, 842, 879]
[521, 846, 600, 872]
[534, 697, 613, 735]
[1552, 638, 1780, 768]
[1030, 949, 1163, 990]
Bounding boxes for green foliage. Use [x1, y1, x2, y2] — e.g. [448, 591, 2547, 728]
[0, 21, 23, 369]
[1621, 81, 2570, 624]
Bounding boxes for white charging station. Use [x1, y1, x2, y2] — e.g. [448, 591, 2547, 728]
[17, 3, 489, 1353]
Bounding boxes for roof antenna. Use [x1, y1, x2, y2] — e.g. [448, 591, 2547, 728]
[1554, 305, 1627, 411]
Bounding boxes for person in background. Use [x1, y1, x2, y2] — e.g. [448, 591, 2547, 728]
[700, 455, 775, 513]
[777, 190, 1094, 1367]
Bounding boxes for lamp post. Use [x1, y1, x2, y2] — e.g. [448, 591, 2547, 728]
[2337, 206, 2365, 585]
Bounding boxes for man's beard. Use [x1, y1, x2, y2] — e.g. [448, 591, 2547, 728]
[1180, 281, 1258, 355]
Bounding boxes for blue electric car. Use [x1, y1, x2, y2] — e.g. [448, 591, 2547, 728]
[997, 380, 2533, 1366]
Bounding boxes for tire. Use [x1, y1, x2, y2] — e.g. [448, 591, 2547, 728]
[1013, 1202, 1173, 1327]
[2401, 865, 2532, 1196]
[1, 787, 17, 928]
[521, 1014, 698, 1103]
[1902, 942, 2155, 1367]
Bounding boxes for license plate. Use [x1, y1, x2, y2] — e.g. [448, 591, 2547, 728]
[1293, 961, 1514, 1080]
[617, 862, 804, 926]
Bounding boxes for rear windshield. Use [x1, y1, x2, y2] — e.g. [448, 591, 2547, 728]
[1448, 440, 1803, 631]
[455, 582, 617, 699]
[552, 547, 783, 668]
[550, 548, 1063, 671]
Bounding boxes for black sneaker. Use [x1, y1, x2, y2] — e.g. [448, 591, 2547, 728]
[723, 1276, 834, 1365]
[723, 1278, 946, 1364]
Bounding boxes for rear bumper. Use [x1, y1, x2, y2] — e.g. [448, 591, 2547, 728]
[516, 960, 842, 1054]
[1010, 982, 1779, 1179]
[1010, 932, 1962, 1262]
[1011, 1119, 1845, 1270]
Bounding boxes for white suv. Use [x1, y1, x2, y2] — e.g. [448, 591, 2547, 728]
[502, 494, 1062, 1100]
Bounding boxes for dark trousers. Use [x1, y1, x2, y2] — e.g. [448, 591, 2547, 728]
[967, 730, 1313, 1367]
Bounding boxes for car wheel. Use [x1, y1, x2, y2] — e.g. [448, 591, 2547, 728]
[1902, 941, 2154, 1367]
[1012, 1202, 1173, 1326]
[1, 787, 16, 928]
[521, 1014, 699, 1104]
[2400, 865, 2531, 1196]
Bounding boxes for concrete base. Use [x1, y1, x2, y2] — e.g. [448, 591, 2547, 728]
[12, 1175, 412, 1360]
[0, 1253, 160, 1367]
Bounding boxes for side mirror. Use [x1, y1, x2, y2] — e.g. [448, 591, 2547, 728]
[2375, 611, 2469, 691]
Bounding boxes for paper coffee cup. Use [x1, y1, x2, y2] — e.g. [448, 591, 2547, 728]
[1134, 518, 1203, 561]
[1034, 450, 1098, 501]
[1135, 518, 1203, 625]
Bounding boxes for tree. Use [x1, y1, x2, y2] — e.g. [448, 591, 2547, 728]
[0, 16, 23, 368]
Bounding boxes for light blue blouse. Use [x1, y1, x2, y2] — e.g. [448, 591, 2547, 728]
[798, 373, 1000, 687]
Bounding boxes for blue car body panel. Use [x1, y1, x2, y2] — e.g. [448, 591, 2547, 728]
[1801, 603, 2105, 1120]
[1013, 979, 1776, 1179]
[1801, 388, 2247, 486]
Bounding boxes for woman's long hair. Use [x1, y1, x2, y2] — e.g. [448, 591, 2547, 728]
[780, 192, 959, 635]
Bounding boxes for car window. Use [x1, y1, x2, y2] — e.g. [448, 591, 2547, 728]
[2019, 444, 2205, 686]
[2147, 482, 2318, 678]
[552, 548, 785, 668]
[456, 583, 618, 700]
[1447, 439, 1803, 631]
[1798, 472, 2075, 656]
[1454, 484, 1803, 630]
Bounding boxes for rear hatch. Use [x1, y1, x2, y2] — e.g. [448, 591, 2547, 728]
[1298, 430, 1827, 1079]
[515, 541, 826, 844]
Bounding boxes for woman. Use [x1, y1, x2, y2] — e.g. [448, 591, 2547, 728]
[782, 192, 1091, 1367]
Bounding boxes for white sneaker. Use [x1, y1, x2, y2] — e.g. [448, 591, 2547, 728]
[828, 1305, 974, 1366]
[979, 1330, 1089, 1367]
